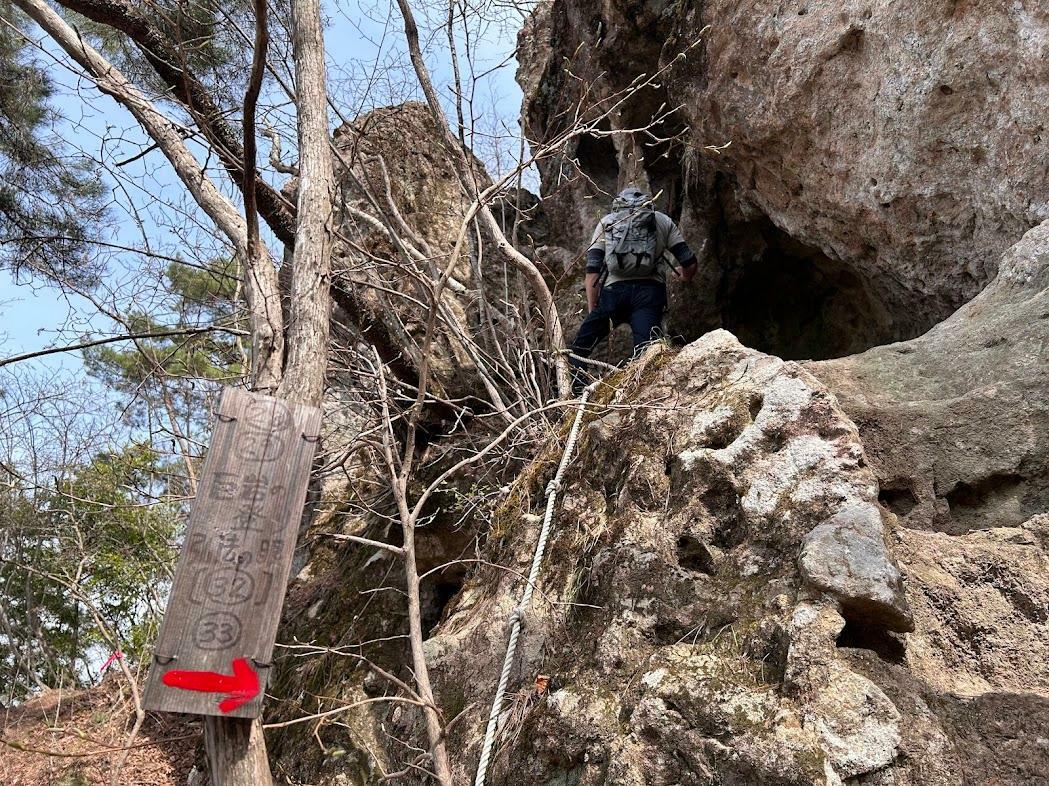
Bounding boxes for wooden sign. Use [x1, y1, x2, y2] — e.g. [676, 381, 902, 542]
[142, 387, 321, 718]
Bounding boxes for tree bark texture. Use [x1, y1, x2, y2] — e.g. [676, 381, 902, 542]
[205, 0, 337, 769]
[278, 0, 336, 406]
[204, 716, 273, 786]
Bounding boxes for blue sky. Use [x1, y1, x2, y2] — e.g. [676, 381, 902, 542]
[0, 0, 530, 369]
[0, 268, 75, 360]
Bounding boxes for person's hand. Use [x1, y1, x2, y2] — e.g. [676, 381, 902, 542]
[676, 263, 698, 283]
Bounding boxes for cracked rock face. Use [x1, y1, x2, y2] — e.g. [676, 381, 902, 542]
[799, 225, 1049, 782]
[501, 10, 1049, 776]
[429, 332, 917, 784]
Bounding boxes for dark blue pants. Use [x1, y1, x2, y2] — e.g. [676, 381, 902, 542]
[570, 280, 666, 388]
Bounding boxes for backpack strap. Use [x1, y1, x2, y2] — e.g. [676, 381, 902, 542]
[608, 210, 638, 259]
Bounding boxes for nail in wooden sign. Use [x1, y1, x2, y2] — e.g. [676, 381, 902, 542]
[142, 387, 321, 718]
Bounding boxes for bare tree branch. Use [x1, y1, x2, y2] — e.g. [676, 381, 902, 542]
[52, 0, 298, 246]
[395, 0, 572, 398]
[0, 326, 247, 369]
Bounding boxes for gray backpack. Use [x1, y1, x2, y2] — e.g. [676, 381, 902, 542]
[602, 189, 660, 279]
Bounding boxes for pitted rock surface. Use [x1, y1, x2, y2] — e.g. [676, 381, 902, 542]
[429, 331, 912, 784]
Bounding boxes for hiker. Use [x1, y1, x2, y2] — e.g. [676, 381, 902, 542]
[569, 187, 698, 391]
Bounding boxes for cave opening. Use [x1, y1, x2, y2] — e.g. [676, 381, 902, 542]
[422, 574, 465, 636]
[715, 217, 894, 362]
[835, 617, 906, 664]
[560, 121, 917, 363]
[573, 130, 619, 199]
[660, 193, 907, 363]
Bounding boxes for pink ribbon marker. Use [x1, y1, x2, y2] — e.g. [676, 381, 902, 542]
[99, 650, 124, 674]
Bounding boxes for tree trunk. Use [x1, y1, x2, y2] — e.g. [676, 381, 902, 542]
[205, 717, 273, 786]
[278, 0, 336, 406]
[206, 0, 335, 778]
[18, 0, 333, 782]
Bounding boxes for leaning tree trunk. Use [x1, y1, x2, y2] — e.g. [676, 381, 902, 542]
[9, 0, 287, 393]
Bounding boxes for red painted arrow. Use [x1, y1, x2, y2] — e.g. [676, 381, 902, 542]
[162, 657, 260, 713]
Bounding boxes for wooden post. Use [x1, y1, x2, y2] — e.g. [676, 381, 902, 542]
[205, 716, 273, 786]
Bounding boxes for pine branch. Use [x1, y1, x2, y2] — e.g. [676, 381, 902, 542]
[52, 0, 298, 246]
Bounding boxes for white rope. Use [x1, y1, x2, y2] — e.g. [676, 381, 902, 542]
[473, 381, 597, 786]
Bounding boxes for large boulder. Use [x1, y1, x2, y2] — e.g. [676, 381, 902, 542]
[326, 102, 489, 404]
[429, 332, 924, 784]
[425, 328, 1048, 785]
[264, 10, 1049, 781]
[275, 225, 1049, 786]
[271, 8, 1049, 783]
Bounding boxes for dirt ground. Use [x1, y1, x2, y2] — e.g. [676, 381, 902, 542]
[0, 678, 200, 786]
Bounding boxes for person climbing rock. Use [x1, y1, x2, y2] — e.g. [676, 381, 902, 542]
[569, 187, 699, 392]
